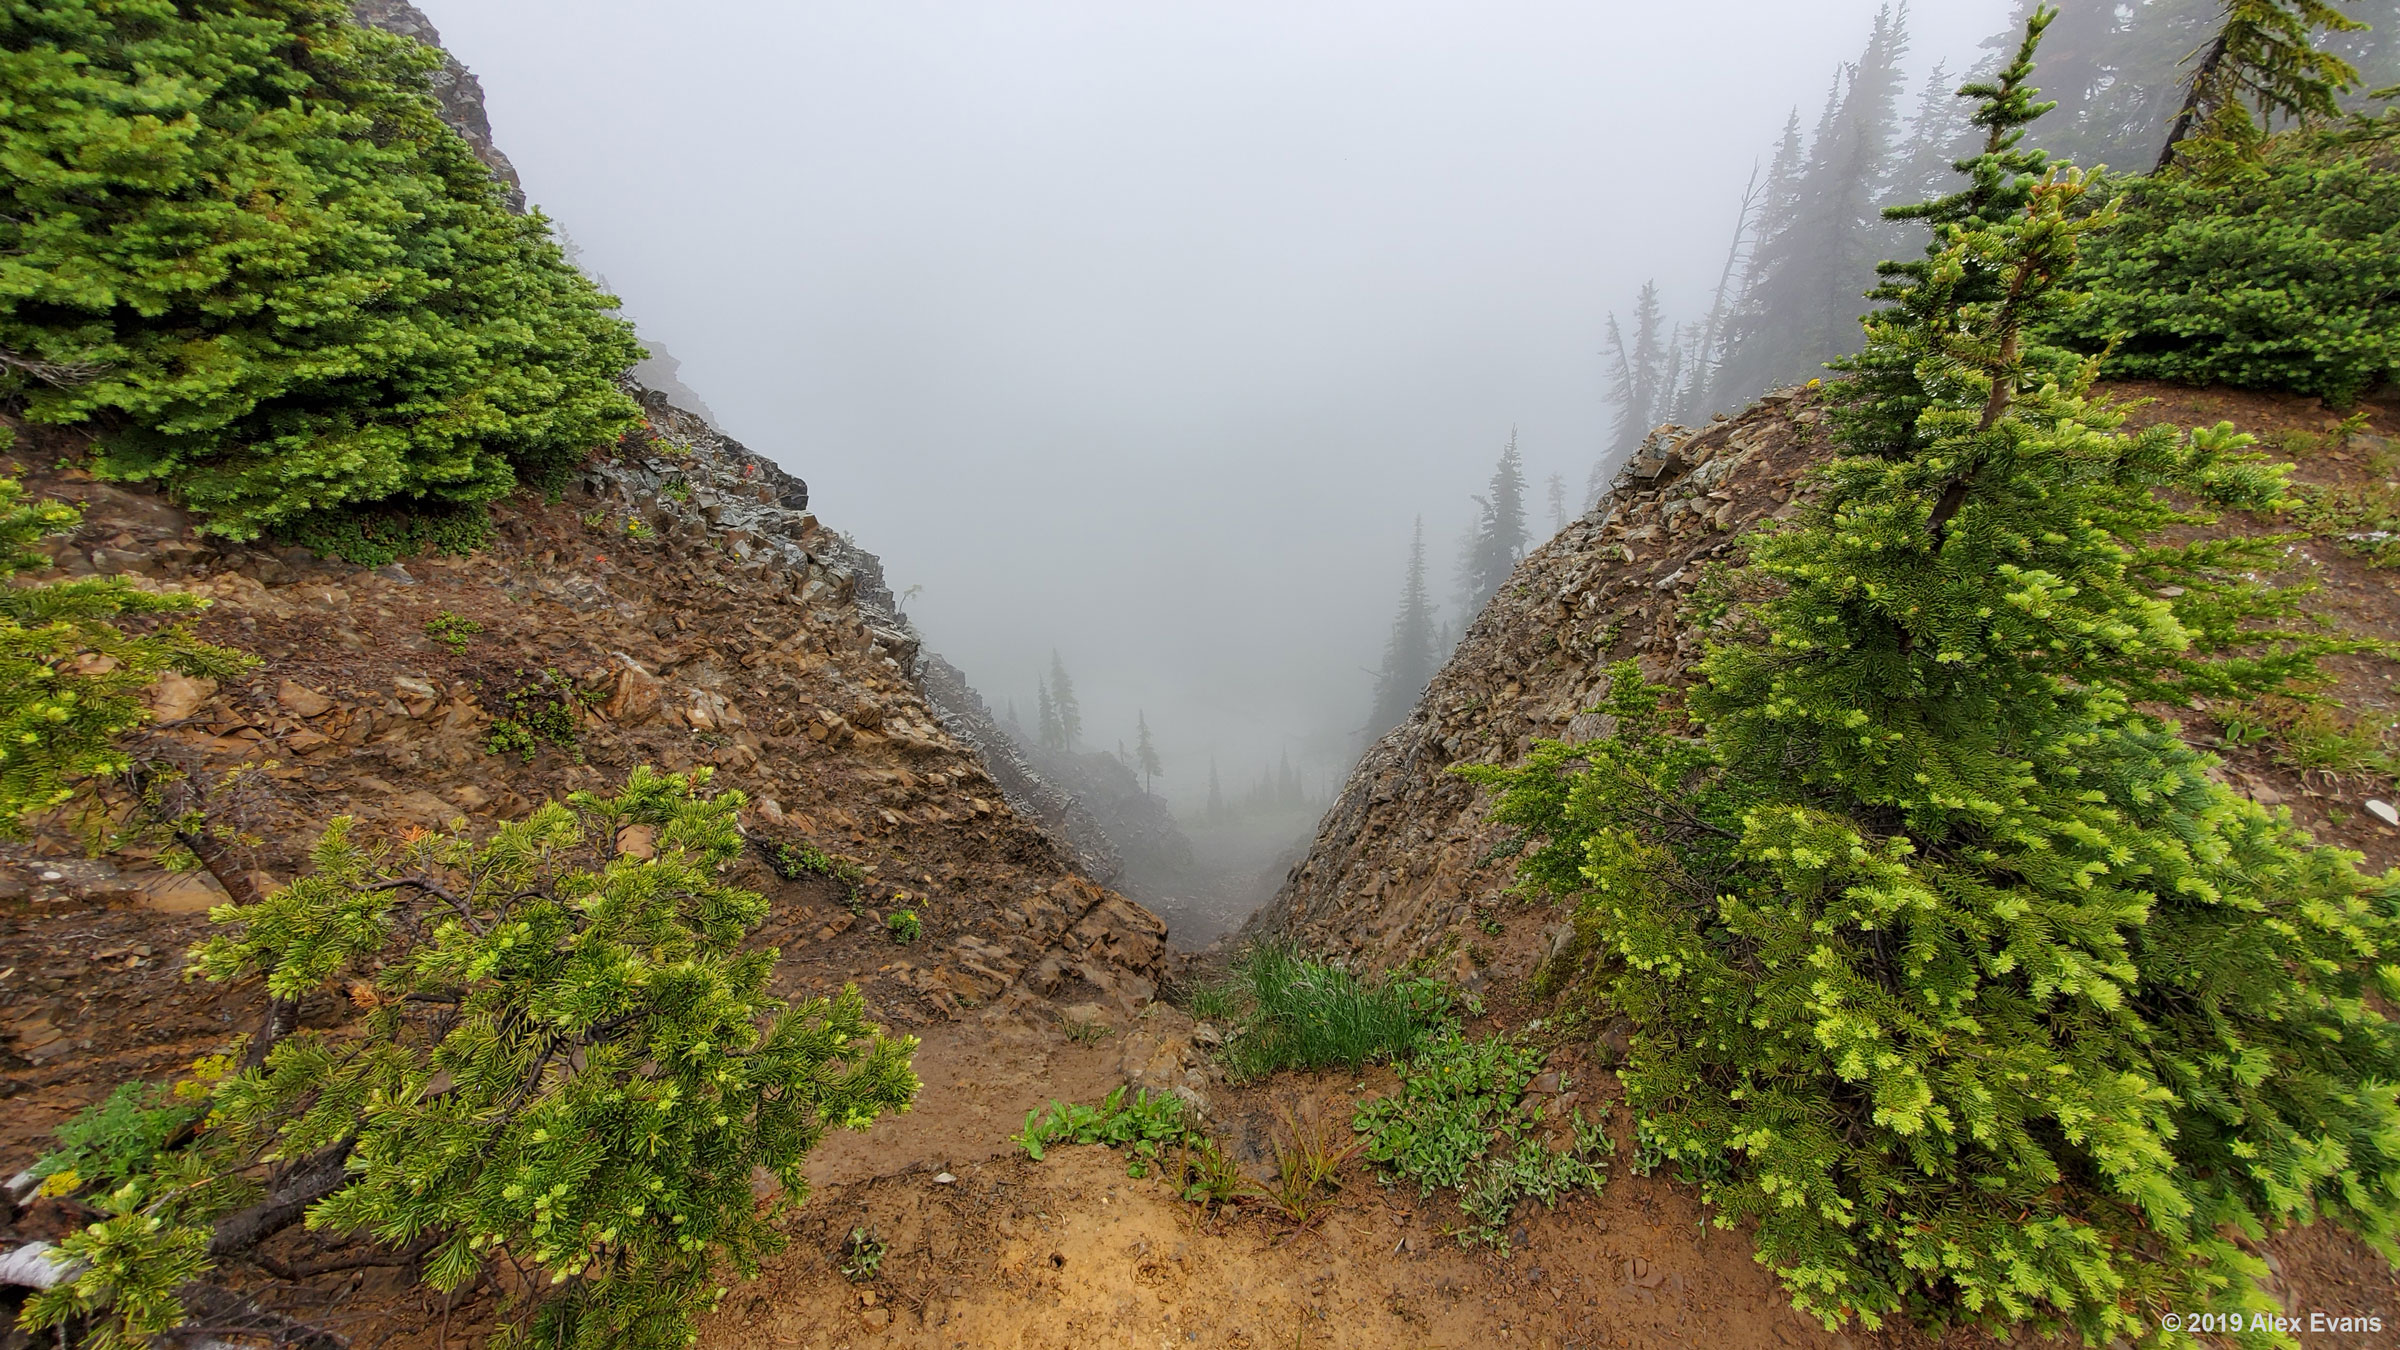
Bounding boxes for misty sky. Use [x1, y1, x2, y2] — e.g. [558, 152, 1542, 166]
[421, 0, 2010, 805]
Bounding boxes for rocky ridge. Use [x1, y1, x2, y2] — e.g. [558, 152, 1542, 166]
[1251, 392, 1829, 973]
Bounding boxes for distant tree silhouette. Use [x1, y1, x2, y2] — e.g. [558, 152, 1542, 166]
[1036, 679, 1064, 751]
[1458, 433, 1529, 612]
[1371, 518, 1441, 735]
[1048, 650, 1083, 749]
[1135, 711, 1164, 793]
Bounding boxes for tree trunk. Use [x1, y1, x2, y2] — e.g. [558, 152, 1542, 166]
[2158, 32, 2231, 171]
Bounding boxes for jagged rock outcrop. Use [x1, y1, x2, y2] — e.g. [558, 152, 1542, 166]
[351, 1, 527, 212]
[917, 654, 1124, 882]
[1250, 391, 1829, 970]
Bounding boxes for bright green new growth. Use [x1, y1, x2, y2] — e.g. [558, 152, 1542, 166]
[1471, 16, 2400, 1346]
[25, 768, 920, 1350]
[0, 0, 645, 540]
[0, 474, 247, 832]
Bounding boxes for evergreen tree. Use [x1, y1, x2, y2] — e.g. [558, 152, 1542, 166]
[1682, 165, 1766, 420]
[1134, 712, 1163, 794]
[1712, 6, 1911, 403]
[1370, 518, 1441, 735]
[27, 770, 919, 1350]
[1474, 16, 2398, 1339]
[1546, 472, 1569, 534]
[1604, 286, 1671, 464]
[1206, 757, 1225, 824]
[1833, 13, 2064, 460]
[1461, 434, 1530, 610]
[1035, 679, 1064, 751]
[1889, 62, 1980, 208]
[1709, 107, 1810, 406]
[2159, 0, 2366, 169]
[1985, 0, 2220, 168]
[1048, 651, 1082, 750]
[0, 0, 644, 541]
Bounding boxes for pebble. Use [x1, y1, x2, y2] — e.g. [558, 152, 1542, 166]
[2367, 799, 2399, 827]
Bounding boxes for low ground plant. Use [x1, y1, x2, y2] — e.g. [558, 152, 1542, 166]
[482, 667, 596, 762]
[1015, 1087, 1203, 1179]
[1189, 942, 1453, 1081]
[1354, 1033, 1610, 1251]
[424, 612, 482, 652]
[761, 838, 868, 907]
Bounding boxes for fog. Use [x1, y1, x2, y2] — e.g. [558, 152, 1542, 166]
[418, 0, 2008, 817]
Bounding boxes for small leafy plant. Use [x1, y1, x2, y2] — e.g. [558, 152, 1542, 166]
[483, 667, 595, 763]
[763, 839, 868, 906]
[1171, 1136, 1246, 1211]
[1354, 1032, 1609, 1251]
[885, 909, 920, 943]
[1016, 1087, 1204, 1179]
[423, 611, 482, 652]
[837, 1226, 886, 1283]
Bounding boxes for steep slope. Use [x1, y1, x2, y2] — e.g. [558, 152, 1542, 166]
[0, 382, 1168, 1152]
[1254, 391, 1829, 971]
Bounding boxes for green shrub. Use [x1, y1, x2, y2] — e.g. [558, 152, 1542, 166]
[885, 909, 920, 943]
[1196, 942, 1454, 1081]
[26, 767, 920, 1350]
[0, 476, 248, 832]
[2042, 120, 2400, 405]
[1472, 27, 2400, 1345]
[277, 503, 495, 569]
[1353, 1032, 1609, 1251]
[0, 0, 645, 539]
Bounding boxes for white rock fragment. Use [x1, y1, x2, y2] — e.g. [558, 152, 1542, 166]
[2367, 799, 2399, 827]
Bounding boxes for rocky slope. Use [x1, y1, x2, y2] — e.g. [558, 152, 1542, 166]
[0, 377, 1171, 1154]
[1252, 392, 1829, 972]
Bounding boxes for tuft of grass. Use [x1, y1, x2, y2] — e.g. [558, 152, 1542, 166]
[1193, 942, 1453, 1082]
[1355, 1032, 1611, 1252]
[1252, 1101, 1364, 1223]
[2275, 704, 2398, 779]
